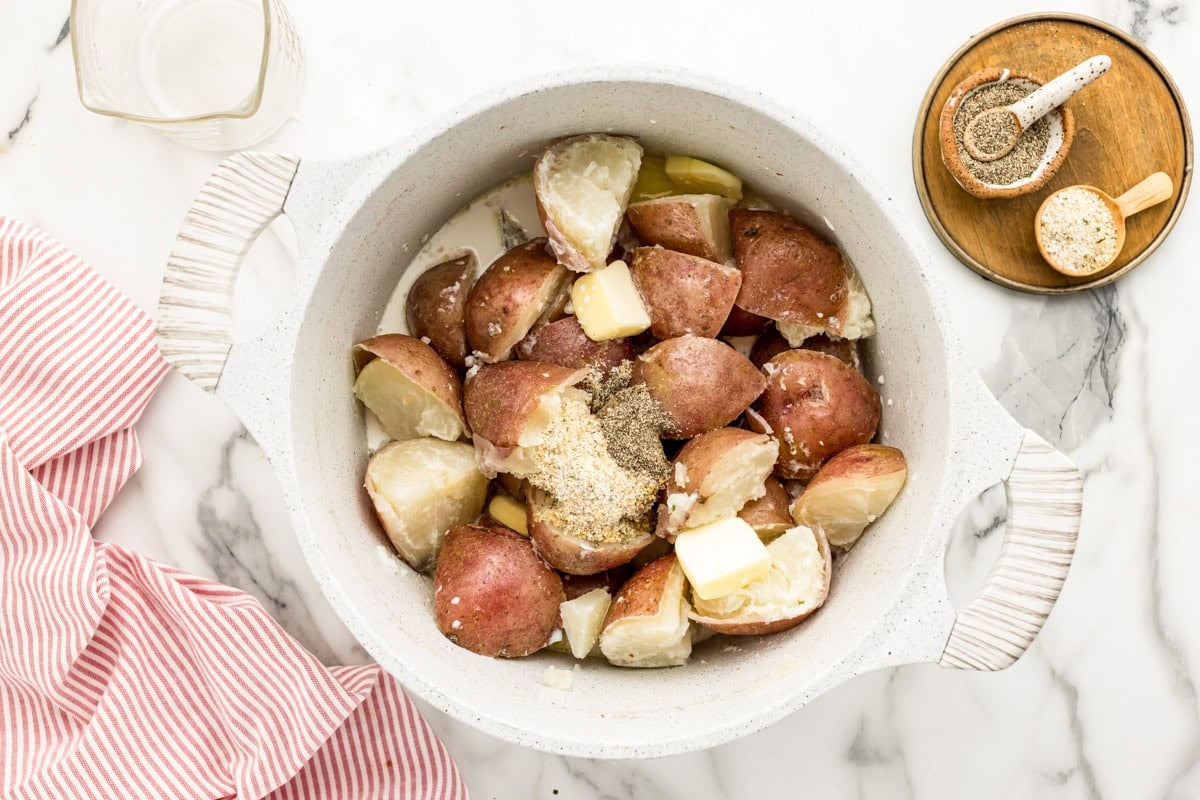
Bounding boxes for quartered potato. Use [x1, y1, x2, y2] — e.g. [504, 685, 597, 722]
[365, 438, 487, 572]
[527, 487, 654, 576]
[629, 246, 741, 340]
[515, 315, 635, 373]
[599, 555, 693, 668]
[405, 252, 476, 368]
[465, 238, 571, 362]
[731, 209, 874, 341]
[657, 427, 778, 537]
[631, 336, 765, 439]
[352, 334, 467, 442]
[626, 194, 733, 264]
[534, 134, 643, 272]
[462, 361, 587, 477]
[792, 444, 907, 549]
[748, 349, 881, 479]
[434, 524, 565, 658]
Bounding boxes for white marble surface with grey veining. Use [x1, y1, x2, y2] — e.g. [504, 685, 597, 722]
[3, 0, 1198, 797]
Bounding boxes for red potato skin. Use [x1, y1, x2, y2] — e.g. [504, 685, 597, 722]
[516, 316, 635, 372]
[799, 333, 861, 371]
[731, 209, 848, 332]
[464, 238, 571, 362]
[631, 336, 766, 439]
[561, 568, 632, 601]
[629, 246, 741, 340]
[433, 524, 565, 658]
[463, 361, 585, 448]
[689, 527, 832, 635]
[721, 305, 772, 337]
[737, 476, 793, 535]
[602, 555, 680, 629]
[748, 329, 790, 368]
[748, 350, 881, 479]
[625, 195, 731, 263]
[352, 334, 467, 431]
[798, 444, 907, 501]
[404, 253, 476, 368]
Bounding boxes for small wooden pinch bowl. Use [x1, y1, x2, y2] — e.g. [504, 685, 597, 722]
[939, 67, 1075, 199]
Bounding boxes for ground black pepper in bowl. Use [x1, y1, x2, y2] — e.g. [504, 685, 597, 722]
[953, 82, 1053, 185]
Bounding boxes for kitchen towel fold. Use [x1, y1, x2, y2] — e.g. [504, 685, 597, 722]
[0, 217, 468, 800]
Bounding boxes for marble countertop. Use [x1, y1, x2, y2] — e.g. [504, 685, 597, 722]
[4, 0, 1198, 797]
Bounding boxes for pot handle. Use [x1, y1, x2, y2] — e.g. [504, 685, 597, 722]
[156, 152, 301, 392]
[938, 429, 1082, 670]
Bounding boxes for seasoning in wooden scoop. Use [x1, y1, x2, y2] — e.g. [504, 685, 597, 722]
[1036, 187, 1120, 275]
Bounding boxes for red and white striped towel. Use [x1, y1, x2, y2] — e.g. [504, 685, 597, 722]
[0, 217, 468, 800]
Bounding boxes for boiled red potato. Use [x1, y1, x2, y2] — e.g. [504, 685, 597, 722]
[721, 305, 772, 337]
[799, 333, 861, 371]
[559, 588, 613, 659]
[690, 524, 831, 635]
[731, 209, 874, 342]
[534, 134, 643, 272]
[631, 336, 765, 439]
[599, 555, 693, 668]
[561, 567, 632, 600]
[629, 246, 741, 340]
[463, 361, 587, 477]
[737, 476, 793, 542]
[433, 524, 565, 658]
[792, 444, 907, 549]
[625, 194, 733, 263]
[352, 334, 467, 442]
[748, 328, 790, 368]
[404, 252, 476, 368]
[364, 439, 487, 572]
[464, 238, 572, 362]
[748, 350, 881, 479]
[657, 428, 778, 537]
[527, 487, 654, 575]
[515, 316, 635, 372]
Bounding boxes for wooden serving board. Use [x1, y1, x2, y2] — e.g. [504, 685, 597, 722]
[913, 13, 1193, 293]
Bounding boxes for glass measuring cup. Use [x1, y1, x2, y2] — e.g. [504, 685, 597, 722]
[70, 0, 304, 150]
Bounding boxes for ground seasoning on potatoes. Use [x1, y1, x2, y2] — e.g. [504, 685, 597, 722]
[526, 393, 662, 545]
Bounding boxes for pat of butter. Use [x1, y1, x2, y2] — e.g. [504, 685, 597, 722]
[488, 493, 528, 535]
[674, 517, 771, 600]
[570, 260, 651, 341]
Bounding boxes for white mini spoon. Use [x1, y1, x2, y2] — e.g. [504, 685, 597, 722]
[964, 55, 1111, 162]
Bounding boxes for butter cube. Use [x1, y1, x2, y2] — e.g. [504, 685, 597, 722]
[488, 493, 528, 535]
[570, 260, 651, 341]
[674, 517, 771, 600]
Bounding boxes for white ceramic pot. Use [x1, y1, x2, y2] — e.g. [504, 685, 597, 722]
[156, 67, 1083, 758]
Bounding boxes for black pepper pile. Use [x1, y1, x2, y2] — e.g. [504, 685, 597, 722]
[954, 82, 1052, 185]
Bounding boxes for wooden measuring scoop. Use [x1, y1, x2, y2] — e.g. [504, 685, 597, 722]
[1035, 172, 1174, 276]
[964, 56, 1111, 162]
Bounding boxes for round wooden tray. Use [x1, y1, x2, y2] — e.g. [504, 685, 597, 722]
[913, 13, 1193, 293]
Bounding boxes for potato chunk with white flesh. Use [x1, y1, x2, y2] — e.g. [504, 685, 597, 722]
[600, 556, 692, 668]
[658, 428, 778, 536]
[673, 517, 771, 601]
[560, 588, 612, 659]
[534, 134, 643, 272]
[364, 439, 488, 572]
[690, 525, 831, 636]
[352, 335, 467, 442]
[792, 444, 907, 549]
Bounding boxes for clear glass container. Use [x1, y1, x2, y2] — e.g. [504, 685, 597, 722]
[70, 0, 304, 150]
